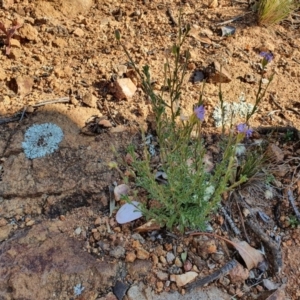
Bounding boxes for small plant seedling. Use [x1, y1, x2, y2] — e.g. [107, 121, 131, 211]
[288, 215, 300, 228]
[284, 130, 294, 142]
[0, 20, 23, 55]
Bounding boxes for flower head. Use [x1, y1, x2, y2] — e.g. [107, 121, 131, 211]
[260, 52, 273, 67]
[22, 123, 64, 159]
[236, 123, 253, 138]
[194, 105, 205, 121]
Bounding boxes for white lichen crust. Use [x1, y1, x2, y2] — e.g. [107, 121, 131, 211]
[22, 123, 64, 159]
[212, 93, 254, 127]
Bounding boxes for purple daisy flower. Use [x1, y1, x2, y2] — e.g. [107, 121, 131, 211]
[194, 105, 205, 121]
[236, 123, 253, 138]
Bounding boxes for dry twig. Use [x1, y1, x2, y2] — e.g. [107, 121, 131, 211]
[186, 259, 238, 291]
[245, 219, 282, 274]
[33, 97, 70, 107]
[216, 12, 252, 26]
[287, 189, 300, 222]
[220, 204, 241, 236]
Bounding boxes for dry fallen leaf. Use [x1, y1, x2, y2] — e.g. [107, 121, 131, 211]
[256, 285, 286, 300]
[134, 219, 161, 233]
[233, 239, 265, 270]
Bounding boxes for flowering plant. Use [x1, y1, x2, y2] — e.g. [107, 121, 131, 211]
[115, 19, 274, 231]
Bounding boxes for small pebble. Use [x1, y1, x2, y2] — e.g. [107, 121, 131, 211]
[164, 243, 173, 251]
[174, 257, 183, 268]
[262, 78, 269, 84]
[94, 217, 101, 225]
[184, 260, 193, 272]
[131, 233, 145, 244]
[156, 281, 164, 292]
[151, 254, 159, 265]
[27, 221, 35, 227]
[109, 246, 125, 259]
[156, 270, 169, 281]
[136, 248, 150, 260]
[160, 256, 167, 265]
[74, 227, 82, 235]
[125, 251, 137, 263]
[59, 215, 66, 221]
[166, 252, 175, 264]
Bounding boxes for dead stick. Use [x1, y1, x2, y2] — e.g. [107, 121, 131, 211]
[216, 12, 252, 26]
[269, 93, 283, 110]
[18, 106, 27, 123]
[234, 196, 250, 243]
[33, 97, 70, 107]
[0, 117, 19, 125]
[220, 205, 241, 236]
[287, 189, 300, 222]
[245, 219, 282, 274]
[186, 259, 238, 291]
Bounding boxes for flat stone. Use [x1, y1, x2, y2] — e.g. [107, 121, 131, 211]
[0, 222, 120, 299]
[127, 282, 231, 300]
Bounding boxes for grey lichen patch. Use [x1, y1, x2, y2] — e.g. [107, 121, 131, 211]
[212, 93, 254, 127]
[22, 123, 64, 159]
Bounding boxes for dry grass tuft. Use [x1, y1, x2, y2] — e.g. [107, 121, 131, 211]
[257, 0, 296, 26]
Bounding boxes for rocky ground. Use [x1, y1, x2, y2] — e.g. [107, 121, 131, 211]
[1, 0, 300, 299]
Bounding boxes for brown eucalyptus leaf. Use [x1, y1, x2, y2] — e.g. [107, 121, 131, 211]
[233, 239, 264, 270]
[134, 219, 161, 233]
[256, 286, 286, 300]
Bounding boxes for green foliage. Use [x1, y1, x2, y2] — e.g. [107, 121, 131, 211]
[257, 0, 296, 26]
[283, 130, 294, 142]
[288, 215, 300, 228]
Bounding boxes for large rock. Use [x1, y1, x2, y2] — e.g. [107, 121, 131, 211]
[0, 111, 131, 218]
[0, 221, 120, 299]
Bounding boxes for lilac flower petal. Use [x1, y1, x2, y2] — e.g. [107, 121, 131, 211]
[237, 123, 247, 133]
[194, 105, 205, 121]
[236, 123, 253, 138]
[116, 201, 143, 224]
[259, 52, 273, 63]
